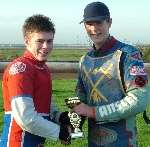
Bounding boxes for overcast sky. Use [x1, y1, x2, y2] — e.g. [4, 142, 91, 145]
[0, 0, 149, 45]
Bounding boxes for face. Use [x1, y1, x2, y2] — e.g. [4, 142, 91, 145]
[84, 19, 112, 49]
[24, 31, 54, 61]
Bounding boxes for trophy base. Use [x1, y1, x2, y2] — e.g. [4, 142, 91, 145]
[71, 132, 83, 139]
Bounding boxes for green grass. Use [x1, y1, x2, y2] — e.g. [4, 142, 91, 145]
[0, 48, 87, 61]
[49, 49, 87, 61]
[137, 112, 150, 147]
[0, 79, 150, 146]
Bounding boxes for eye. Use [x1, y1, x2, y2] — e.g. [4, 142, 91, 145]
[36, 39, 44, 44]
[85, 22, 93, 26]
[85, 21, 104, 26]
[47, 39, 53, 44]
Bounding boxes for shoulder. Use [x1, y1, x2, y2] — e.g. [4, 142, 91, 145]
[6, 57, 33, 76]
[119, 43, 143, 61]
[120, 43, 140, 54]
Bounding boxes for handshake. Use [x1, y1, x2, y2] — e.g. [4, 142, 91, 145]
[58, 97, 85, 145]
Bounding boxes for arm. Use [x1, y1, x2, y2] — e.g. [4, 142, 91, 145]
[12, 96, 71, 144]
[95, 85, 150, 123]
[74, 85, 150, 123]
[74, 48, 150, 123]
[11, 95, 60, 139]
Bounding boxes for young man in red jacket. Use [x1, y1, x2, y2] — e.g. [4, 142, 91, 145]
[0, 14, 71, 147]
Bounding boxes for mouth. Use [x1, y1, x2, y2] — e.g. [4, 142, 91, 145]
[38, 50, 48, 57]
[90, 33, 101, 38]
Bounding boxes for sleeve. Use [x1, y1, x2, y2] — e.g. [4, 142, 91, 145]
[7, 61, 34, 97]
[95, 47, 150, 123]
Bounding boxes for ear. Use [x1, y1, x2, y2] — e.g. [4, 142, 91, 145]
[109, 18, 112, 28]
[24, 36, 30, 46]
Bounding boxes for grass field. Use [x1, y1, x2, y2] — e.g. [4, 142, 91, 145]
[0, 48, 87, 61]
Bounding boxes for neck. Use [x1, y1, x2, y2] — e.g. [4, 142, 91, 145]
[93, 36, 117, 52]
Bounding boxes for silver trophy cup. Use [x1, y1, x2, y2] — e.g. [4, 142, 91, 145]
[65, 97, 83, 138]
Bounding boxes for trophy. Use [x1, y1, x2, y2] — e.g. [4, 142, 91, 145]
[65, 97, 83, 138]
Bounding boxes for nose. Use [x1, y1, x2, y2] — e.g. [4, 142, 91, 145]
[90, 25, 97, 33]
[42, 41, 49, 48]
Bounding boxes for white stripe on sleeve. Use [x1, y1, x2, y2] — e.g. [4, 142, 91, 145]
[11, 96, 60, 140]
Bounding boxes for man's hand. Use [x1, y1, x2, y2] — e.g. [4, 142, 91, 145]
[73, 103, 95, 119]
[59, 125, 71, 145]
[65, 97, 81, 108]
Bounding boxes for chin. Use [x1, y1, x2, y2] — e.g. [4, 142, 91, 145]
[95, 38, 105, 44]
[37, 57, 47, 62]
[91, 38, 102, 43]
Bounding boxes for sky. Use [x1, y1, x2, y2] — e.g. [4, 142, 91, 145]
[0, 0, 150, 45]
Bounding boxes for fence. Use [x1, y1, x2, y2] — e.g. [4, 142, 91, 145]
[0, 61, 150, 75]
